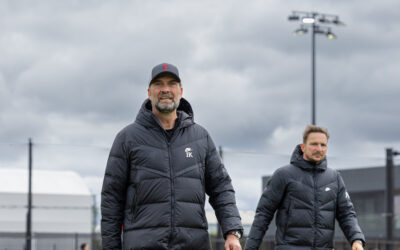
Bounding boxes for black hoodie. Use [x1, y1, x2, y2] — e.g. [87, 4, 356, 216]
[101, 98, 243, 250]
[245, 145, 365, 250]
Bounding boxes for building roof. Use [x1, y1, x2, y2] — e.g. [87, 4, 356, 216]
[338, 165, 400, 193]
[0, 168, 91, 196]
[262, 165, 400, 193]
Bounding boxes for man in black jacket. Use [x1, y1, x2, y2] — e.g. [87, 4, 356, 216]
[101, 63, 243, 250]
[245, 125, 365, 250]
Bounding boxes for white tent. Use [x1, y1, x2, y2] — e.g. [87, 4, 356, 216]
[0, 168, 92, 234]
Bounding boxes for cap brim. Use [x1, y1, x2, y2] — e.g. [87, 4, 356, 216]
[149, 72, 181, 85]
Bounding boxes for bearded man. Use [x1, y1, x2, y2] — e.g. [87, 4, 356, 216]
[101, 63, 243, 250]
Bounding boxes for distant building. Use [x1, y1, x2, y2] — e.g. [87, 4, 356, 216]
[0, 168, 93, 250]
[338, 166, 400, 239]
[262, 165, 400, 239]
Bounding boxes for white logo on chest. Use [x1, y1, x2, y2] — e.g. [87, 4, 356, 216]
[185, 148, 193, 158]
[325, 187, 331, 192]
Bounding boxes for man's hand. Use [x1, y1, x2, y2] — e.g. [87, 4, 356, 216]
[352, 240, 363, 250]
[225, 234, 242, 250]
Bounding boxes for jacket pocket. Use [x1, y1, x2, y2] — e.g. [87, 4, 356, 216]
[130, 185, 138, 222]
[199, 162, 206, 197]
[199, 163, 207, 228]
[200, 204, 208, 228]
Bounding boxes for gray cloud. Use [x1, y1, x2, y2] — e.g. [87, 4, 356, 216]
[0, 0, 399, 210]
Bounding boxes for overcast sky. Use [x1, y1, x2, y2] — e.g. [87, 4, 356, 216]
[1, 0, 400, 212]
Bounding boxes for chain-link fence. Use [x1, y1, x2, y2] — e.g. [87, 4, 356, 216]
[212, 236, 400, 250]
[2, 232, 400, 250]
[0, 232, 101, 250]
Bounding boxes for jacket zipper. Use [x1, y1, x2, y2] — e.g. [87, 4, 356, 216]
[166, 128, 181, 249]
[167, 139, 174, 249]
[313, 169, 317, 249]
[154, 114, 183, 248]
[199, 163, 206, 226]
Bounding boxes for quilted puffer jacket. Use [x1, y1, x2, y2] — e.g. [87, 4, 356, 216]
[245, 145, 365, 250]
[101, 98, 242, 250]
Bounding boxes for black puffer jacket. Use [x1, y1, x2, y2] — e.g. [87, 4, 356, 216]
[245, 145, 365, 250]
[101, 98, 242, 250]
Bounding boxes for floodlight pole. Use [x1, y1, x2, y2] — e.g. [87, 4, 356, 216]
[26, 138, 32, 250]
[311, 22, 316, 125]
[288, 11, 343, 125]
[386, 148, 399, 250]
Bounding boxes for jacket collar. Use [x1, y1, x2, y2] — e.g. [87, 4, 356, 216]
[135, 97, 194, 130]
[290, 144, 327, 171]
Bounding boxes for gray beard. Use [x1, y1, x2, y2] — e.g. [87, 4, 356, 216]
[155, 99, 180, 113]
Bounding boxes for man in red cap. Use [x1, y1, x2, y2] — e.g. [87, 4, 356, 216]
[101, 63, 243, 250]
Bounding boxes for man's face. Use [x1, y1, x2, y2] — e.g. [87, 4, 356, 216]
[148, 75, 183, 114]
[301, 132, 328, 164]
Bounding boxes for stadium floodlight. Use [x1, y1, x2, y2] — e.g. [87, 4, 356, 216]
[288, 14, 300, 21]
[326, 29, 337, 39]
[332, 18, 345, 26]
[302, 17, 315, 24]
[318, 16, 331, 24]
[287, 11, 344, 125]
[294, 26, 308, 35]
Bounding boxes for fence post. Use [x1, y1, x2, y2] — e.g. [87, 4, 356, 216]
[74, 233, 78, 250]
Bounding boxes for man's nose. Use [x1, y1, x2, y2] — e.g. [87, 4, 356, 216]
[160, 85, 170, 92]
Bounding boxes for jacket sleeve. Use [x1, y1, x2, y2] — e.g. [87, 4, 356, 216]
[336, 172, 366, 246]
[101, 132, 130, 250]
[204, 134, 243, 236]
[245, 169, 287, 250]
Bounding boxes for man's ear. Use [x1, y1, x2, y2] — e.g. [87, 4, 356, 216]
[300, 143, 305, 152]
[147, 88, 150, 98]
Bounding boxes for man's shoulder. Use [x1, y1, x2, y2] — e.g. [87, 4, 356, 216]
[118, 121, 142, 135]
[192, 122, 209, 132]
[323, 166, 340, 181]
[272, 164, 296, 178]
[325, 166, 338, 172]
[277, 164, 297, 172]
[112, 121, 149, 143]
[184, 122, 210, 137]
